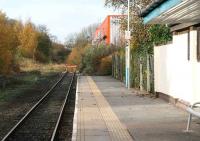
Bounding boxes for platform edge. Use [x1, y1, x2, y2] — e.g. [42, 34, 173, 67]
[71, 75, 79, 141]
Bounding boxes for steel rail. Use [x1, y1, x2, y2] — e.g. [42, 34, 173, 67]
[1, 72, 67, 141]
[50, 73, 75, 141]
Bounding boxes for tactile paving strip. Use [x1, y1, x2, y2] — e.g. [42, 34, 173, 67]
[87, 76, 134, 141]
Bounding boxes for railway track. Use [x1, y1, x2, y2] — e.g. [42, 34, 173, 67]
[1, 72, 76, 141]
[54, 75, 77, 140]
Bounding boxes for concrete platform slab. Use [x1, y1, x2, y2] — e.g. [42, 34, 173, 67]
[92, 76, 200, 141]
[72, 76, 200, 141]
[73, 76, 133, 141]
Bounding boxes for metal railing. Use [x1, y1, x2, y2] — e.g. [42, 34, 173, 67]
[186, 102, 200, 131]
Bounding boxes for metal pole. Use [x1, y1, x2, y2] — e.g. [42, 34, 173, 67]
[186, 114, 192, 131]
[125, 1, 141, 89]
[128, 0, 130, 32]
[126, 0, 131, 89]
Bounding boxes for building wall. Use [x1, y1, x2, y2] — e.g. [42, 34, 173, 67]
[110, 16, 123, 45]
[93, 15, 125, 46]
[154, 30, 200, 104]
[94, 16, 110, 45]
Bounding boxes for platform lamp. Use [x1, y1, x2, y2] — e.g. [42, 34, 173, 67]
[125, 0, 131, 89]
[125, 0, 141, 89]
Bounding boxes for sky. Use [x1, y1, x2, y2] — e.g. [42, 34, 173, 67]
[0, 0, 119, 43]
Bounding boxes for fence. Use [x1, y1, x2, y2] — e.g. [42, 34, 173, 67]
[112, 50, 125, 82]
[112, 49, 154, 93]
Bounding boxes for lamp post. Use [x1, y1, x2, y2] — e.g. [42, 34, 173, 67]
[125, 0, 142, 89]
[125, 0, 131, 89]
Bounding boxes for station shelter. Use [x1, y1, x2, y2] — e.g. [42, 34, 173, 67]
[141, 0, 200, 105]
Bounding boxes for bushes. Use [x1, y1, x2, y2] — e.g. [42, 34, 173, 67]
[83, 45, 117, 75]
[36, 32, 51, 62]
[66, 45, 87, 70]
[0, 51, 12, 74]
[98, 56, 112, 75]
[67, 44, 116, 75]
[112, 24, 172, 92]
[51, 42, 70, 63]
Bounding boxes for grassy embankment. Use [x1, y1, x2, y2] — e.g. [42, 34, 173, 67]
[0, 59, 66, 101]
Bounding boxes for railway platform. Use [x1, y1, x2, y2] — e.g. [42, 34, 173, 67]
[72, 76, 200, 141]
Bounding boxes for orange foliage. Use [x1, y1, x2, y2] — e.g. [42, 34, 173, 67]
[66, 46, 87, 69]
[18, 21, 38, 59]
[97, 55, 112, 75]
[0, 11, 19, 74]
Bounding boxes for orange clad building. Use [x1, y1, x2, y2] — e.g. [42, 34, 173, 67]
[93, 15, 126, 46]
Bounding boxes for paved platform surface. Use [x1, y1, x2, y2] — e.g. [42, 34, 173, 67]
[73, 76, 133, 141]
[73, 76, 200, 141]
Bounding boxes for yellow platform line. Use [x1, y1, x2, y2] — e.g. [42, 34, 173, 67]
[77, 78, 86, 141]
[87, 76, 134, 141]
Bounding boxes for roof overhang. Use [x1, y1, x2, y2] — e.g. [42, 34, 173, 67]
[141, 0, 200, 25]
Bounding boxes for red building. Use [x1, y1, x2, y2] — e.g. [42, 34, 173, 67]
[93, 15, 126, 46]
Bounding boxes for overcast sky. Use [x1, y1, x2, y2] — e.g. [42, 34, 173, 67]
[0, 0, 118, 43]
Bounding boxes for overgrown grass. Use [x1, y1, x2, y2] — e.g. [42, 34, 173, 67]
[0, 59, 66, 102]
[0, 72, 41, 101]
[19, 58, 66, 74]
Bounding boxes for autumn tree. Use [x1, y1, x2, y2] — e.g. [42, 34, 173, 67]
[18, 21, 38, 60]
[0, 10, 73, 75]
[0, 11, 20, 74]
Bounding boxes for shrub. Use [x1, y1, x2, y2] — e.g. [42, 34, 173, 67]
[66, 45, 88, 70]
[97, 55, 112, 75]
[50, 42, 70, 64]
[66, 44, 116, 75]
[36, 32, 51, 63]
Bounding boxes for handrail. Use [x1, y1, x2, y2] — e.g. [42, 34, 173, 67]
[186, 102, 200, 131]
[191, 102, 200, 108]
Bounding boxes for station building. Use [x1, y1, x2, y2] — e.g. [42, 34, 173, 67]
[141, 0, 200, 105]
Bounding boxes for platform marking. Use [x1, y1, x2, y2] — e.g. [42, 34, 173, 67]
[87, 76, 134, 141]
[72, 76, 79, 141]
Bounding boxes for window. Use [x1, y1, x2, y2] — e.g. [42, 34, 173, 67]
[188, 30, 190, 61]
[175, 29, 190, 60]
[197, 27, 200, 62]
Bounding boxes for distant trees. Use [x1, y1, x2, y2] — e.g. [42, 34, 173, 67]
[36, 25, 52, 62]
[65, 23, 99, 70]
[18, 23, 53, 63]
[0, 11, 69, 75]
[65, 23, 99, 49]
[51, 42, 70, 63]
[66, 24, 116, 75]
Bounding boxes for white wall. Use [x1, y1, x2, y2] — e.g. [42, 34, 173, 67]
[154, 30, 200, 104]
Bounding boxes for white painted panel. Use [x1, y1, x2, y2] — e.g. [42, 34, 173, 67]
[154, 32, 195, 103]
